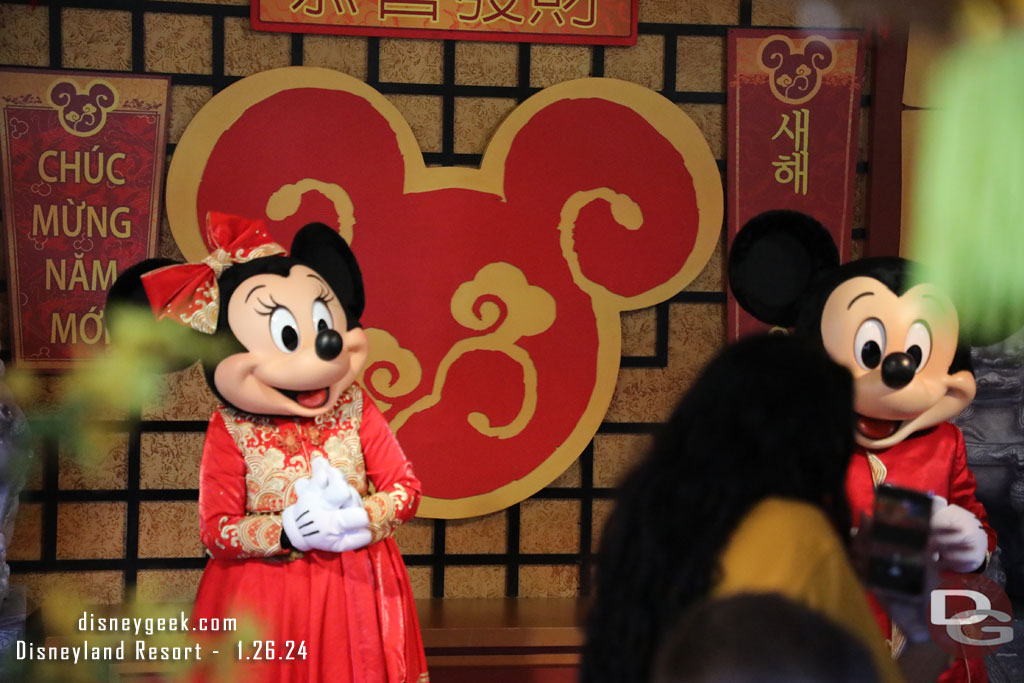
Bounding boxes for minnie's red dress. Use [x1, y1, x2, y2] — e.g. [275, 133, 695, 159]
[190, 385, 429, 683]
[846, 422, 997, 683]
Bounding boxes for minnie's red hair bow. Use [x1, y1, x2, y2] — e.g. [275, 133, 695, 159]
[141, 212, 286, 334]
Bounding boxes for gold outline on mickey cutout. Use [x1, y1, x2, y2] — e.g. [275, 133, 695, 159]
[166, 67, 723, 518]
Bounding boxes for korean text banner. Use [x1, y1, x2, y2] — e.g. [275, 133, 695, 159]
[252, 0, 637, 45]
[726, 29, 865, 340]
[0, 69, 170, 369]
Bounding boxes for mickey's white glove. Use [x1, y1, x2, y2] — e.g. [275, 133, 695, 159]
[931, 495, 988, 573]
[282, 457, 372, 553]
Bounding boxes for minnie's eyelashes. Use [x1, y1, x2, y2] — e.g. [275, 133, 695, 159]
[255, 294, 290, 317]
[256, 291, 332, 317]
[254, 297, 276, 316]
[316, 286, 335, 304]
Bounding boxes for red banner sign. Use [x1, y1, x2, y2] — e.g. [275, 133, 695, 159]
[0, 69, 170, 369]
[726, 29, 865, 339]
[166, 68, 722, 517]
[252, 0, 637, 45]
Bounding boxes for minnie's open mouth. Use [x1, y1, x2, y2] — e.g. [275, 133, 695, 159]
[275, 386, 330, 409]
[856, 414, 902, 441]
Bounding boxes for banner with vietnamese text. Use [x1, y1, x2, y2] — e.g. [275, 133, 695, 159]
[0, 69, 170, 369]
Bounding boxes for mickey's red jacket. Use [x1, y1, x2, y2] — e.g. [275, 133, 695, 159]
[846, 421, 997, 683]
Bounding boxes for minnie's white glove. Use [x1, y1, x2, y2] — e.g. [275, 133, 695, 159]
[282, 457, 372, 553]
[930, 495, 988, 573]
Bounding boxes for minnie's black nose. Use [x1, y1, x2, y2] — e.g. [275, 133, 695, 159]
[881, 352, 916, 389]
[315, 329, 343, 360]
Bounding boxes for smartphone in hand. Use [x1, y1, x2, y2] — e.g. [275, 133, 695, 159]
[865, 484, 934, 595]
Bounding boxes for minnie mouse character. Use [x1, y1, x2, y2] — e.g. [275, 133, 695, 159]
[728, 210, 996, 683]
[107, 212, 428, 683]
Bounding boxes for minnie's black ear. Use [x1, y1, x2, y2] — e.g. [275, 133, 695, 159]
[728, 210, 839, 328]
[290, 222, 365, 327]
[105, 258, 202, 372]
[106, 258, 177, 310]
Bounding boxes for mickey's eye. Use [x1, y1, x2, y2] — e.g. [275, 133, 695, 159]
[312, 299, 333, 333]
[269, 307, 299, 353]
[905, 321, 932, 372]
[854, 318, 885, 370]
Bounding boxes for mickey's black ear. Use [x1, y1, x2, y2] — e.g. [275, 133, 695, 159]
[105, 258, 202, 372]
[727, 210, 839, 327]
[290, 223, 365, 327]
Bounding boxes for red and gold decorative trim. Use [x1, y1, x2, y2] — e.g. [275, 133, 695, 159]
[216, 513, 285, 558]
[365, 481, 413, 544]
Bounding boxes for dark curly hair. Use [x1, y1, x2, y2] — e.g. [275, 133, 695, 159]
[581, 334, 855, 683]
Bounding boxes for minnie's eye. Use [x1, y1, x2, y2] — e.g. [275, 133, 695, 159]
[270, 307, 299, 353]
[312, 300, 333, 333]
[905, 321, 932, 372]
[854, 318, 885, 370]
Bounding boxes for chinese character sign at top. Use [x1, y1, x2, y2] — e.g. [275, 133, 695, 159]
[726, 29, 865, 340]
[252, 0, 637, 44]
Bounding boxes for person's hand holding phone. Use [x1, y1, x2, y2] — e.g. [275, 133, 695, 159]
[854, 485, 942, 645]
[854, 485, 959, 681]
[930, 495, 989, 573]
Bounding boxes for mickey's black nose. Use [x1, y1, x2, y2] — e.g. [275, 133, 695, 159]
[315, 329, 343, 360]
[881, 352, 916, 389]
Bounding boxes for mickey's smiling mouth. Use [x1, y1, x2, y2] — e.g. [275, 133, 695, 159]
[275, 386, 330, 409]
[856, 414, 902, 441]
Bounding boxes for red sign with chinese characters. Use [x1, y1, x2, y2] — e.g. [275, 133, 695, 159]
[726, 29, 865, 339]
[0, 69, 169, 370]
[252, 0, 637, 45]
[166, 68, 722, 517]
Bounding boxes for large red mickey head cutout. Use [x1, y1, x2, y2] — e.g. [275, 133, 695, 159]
[167, 67, 722, 517]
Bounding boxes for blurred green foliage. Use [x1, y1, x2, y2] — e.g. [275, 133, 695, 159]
[6, 306, 230, 470]
[3, 307, 242, 681]
[908, 32, 1024, 344]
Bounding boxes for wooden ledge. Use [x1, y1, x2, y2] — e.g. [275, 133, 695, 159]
[416, 598, 586, 651]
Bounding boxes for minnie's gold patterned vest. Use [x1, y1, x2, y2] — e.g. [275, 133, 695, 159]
[210, 385, 409, 558]
[219, 385, 370, 513]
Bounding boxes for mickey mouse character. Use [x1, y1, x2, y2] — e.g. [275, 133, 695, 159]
[107, 212, 428, 683]
[728, 210, 996, 683]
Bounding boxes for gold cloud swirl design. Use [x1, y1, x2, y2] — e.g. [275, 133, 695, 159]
[361, 328, 424, 413]
[265, 178, 356, 244]
[389, 262, 555, 440]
